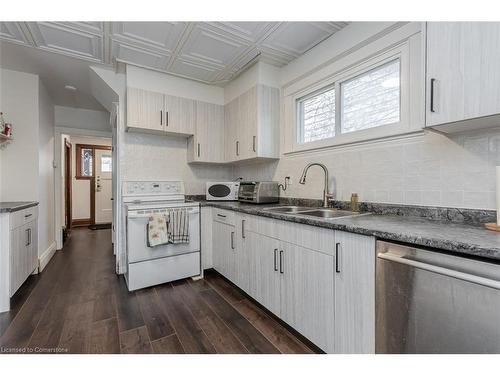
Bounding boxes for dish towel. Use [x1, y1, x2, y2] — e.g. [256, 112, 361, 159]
[147, 213, 169, 247]
[167, 208, 190, 244]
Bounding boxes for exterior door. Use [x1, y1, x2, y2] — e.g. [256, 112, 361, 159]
[94, 148, 113, 224]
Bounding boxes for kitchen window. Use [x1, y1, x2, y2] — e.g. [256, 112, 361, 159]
[297, 84, 336, 143]
[294, 52, 408, 150]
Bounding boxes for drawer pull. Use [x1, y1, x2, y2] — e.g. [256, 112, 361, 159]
[217, 214, 227, 218]
[24, 213, 33, 218]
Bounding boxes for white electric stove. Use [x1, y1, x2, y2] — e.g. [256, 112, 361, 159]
[122, 181, 200, 291]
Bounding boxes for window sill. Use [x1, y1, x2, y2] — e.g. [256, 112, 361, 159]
[283, 128, 425, 157]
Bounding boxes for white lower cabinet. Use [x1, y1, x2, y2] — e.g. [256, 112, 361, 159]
[211, 208, 376, 353]
[280, 241, 335, 352]
[333, 230, 376, 354]
[247, 231, 281, 317]
[212, 219, 237, 284]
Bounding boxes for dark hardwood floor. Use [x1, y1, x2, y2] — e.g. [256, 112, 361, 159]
[0, 228, 317, 354]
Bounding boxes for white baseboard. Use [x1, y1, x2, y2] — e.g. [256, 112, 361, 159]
[39, 241, 57, 272]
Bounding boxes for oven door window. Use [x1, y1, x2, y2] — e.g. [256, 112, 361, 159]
[208, 184, 231, 198]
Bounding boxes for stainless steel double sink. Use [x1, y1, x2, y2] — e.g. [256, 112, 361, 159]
[262, 206, 368, 219]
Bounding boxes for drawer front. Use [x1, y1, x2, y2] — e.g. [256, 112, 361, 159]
[127, 252, 200, 291]
[10, 206, 38, 230]
[245, 214, 336, 256]
[213, 208, 236, 225]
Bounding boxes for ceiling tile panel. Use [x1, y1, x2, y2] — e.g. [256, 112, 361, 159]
[111, 22, 187, 54]
[26, 22, 103, 62]
[169, 57, 221, 82]
[179, 25, 250, 68]
[0, 22, 32, 45]
[262, 22, 337, 56]
[208, 22, 276, 42]
[111, 40, 170, 69]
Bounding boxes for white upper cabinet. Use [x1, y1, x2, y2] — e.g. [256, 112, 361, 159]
[224, 84, 280, 162]
[127, 87, 164, 133]
[426, 22, 500, 132]
[188, 101, 225, 163]
[164, 94, 196, 136]
[224, 96, 239, 162]
[126, 87, 196, 136]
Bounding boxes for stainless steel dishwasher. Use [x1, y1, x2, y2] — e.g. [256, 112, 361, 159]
[376, 240, 500, 354]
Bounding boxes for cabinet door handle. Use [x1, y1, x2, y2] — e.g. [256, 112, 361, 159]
[335, 243, 341, 273]
[230, 231, 235, 250]
[274, 249, 278, 271]
[430, 78, 436, 113]
[279, 250, 284, 274]
[160, 110, 163, 126]
[252, 136, 256, 152]
[241, 219, 245, 239]
[236, 141, 239, 156]
[25, 228, 30, 246]
[166, 111, 169, 127]
[197, 143, 200, 158]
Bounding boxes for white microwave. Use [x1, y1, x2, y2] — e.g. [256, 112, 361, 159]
[206, 182, 240, 201]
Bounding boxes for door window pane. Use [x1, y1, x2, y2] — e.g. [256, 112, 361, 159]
[341, 59, 400, 133]
[101, 154, 112, 172]
[81, 148, 93, 177]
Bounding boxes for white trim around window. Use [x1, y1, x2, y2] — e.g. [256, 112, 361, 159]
[282, 23, 425, 155]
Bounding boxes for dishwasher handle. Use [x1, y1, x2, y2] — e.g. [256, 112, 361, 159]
[377, 252, 500, 291]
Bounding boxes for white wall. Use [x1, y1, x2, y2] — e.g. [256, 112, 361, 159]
[224, 61, 281, 104]
[70, 136, 111, 220]
[38, 81, 55, 255]
[126, 65, 224, 105]
[0, 69, 39, 202]
[233, 22, 500, 210]
[54, 105, 109, 132]
[0, 69, 57, 258]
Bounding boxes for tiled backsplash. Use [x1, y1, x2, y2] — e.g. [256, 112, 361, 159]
[233, 129, 500, 210]
[121, 132, 233, 194]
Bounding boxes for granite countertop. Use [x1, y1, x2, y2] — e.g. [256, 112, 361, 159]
[200, 201, 500, 261]
[0, 201, 39, 213]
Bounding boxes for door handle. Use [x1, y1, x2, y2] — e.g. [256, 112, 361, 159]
[430, 78, 436, 113]
[252, 136, 256, 152]
[197, 143, 200, 158]
[335, 243, 341, 273]
[230, 231, 235, 250]
[160, 110, 163, 126]
[241, 219, 245, 239]
[166, 111, 169, 127]
[279, 250, 284, 274]
[274, 249, 278, 271]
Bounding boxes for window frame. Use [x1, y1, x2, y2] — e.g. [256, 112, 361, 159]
[75, 143, 112, 180]
[290, 42, 412, 154]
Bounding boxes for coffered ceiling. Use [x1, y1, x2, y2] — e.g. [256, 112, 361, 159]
[0, 21, 349, 85]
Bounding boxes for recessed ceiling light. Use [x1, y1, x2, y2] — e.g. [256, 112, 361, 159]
[64, 85, 77, 91]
